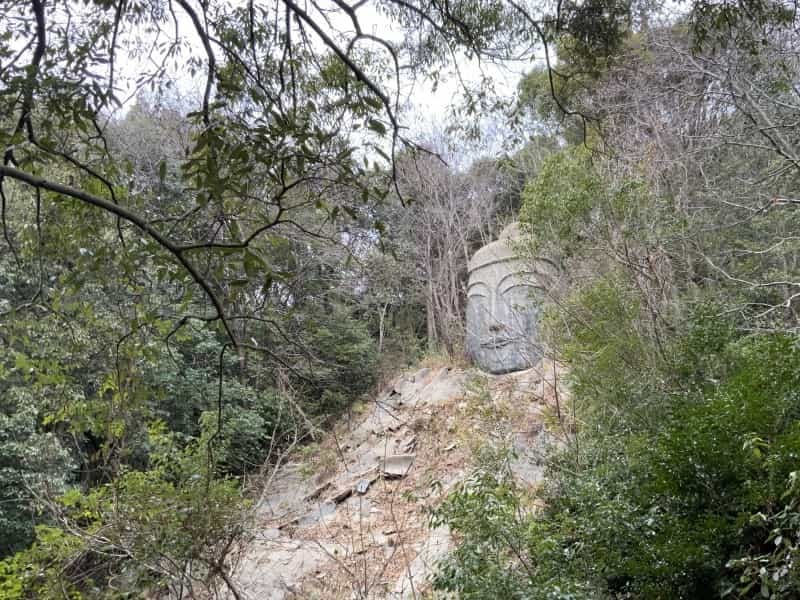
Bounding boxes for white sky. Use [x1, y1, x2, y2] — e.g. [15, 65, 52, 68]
[112, 0, 535, 147]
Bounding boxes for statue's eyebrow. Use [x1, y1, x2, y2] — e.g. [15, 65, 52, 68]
[498, 271, 544, 294]
[467, 281, 491, 297]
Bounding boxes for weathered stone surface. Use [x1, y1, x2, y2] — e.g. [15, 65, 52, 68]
[327, 486, 353, 504]
[229, 364, 559, 599]
[355, 477, 372, 495]
[379, 453, 415, 478]
[466, 223, 554, 374]
[232, 539, 329, 599]
[391, 526, 452, 599]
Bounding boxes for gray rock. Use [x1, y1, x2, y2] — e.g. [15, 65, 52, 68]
[303, 481, 331, 502]
[391, 526, 452, 598]
[263, 528, 281, 541]
[355, 478, 372, 494]
[412, 367, 431, 382]
[327, 487, 353, 504]
[232, 539, 331, 599]
[466, 223, 555, 374]
[379, 454, 415, 478]
[398, 434, 417, 453]
[297, 501, 337, 527]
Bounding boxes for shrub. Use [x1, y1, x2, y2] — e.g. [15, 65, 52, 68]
[303, 303, 378, 412]
[0, 423, 250, 598]
[433, 321, 800, 599]
[0, 388, 74, 558]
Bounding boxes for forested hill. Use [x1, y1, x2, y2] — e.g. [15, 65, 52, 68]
[2, 0, 800, 598]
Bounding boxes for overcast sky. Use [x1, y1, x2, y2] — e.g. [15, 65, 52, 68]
[112, 0, 534, 141]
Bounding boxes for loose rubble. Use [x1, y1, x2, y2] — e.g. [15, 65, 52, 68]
[229, 359, 566, 599]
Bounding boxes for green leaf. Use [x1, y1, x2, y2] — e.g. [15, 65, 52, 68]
[243, 250, 264, 280]
[367, 119, 387, 136]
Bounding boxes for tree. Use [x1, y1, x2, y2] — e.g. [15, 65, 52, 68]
[433, 4, 800, 599]
[392, 147, 503, 354]
[0, 0, 646, 350]
[0, 388, 74, 557]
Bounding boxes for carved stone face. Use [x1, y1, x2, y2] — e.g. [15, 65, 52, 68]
[466, 226, 547, 374]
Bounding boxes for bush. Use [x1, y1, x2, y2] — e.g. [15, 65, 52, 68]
[542, 274, 660, 424]
[0, 388, 74, 558]
[0, 423, 250, 598]
[431, 447, 541, 599]
[433, 322, 800, 599]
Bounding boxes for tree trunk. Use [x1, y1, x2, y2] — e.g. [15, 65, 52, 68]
[378, 302, 388, 354]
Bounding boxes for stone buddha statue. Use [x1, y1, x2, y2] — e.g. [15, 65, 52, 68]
[466, 223, 553, 374]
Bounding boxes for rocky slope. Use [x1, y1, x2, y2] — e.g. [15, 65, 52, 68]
[229, 359, 565, 599]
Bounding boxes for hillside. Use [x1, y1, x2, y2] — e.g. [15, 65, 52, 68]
[230, 360, 566, 599]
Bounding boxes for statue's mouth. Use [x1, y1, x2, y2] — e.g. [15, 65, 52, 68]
[480, 337, 518, 349]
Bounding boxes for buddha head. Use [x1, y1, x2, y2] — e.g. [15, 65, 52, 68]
[465, 224, 552, 374]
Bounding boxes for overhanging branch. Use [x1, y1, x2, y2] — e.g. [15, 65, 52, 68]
[0, 164, 237, 344]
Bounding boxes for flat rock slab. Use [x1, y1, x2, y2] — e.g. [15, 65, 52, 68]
[415, 369, 468, 407]
[391, 526, 452, 599]
[355, 477, 372, 494]
[234, 540, 330, 600]
[255, 462, 314, 525]
[380, 453, 416, 478]
[327, 487, 353, 504]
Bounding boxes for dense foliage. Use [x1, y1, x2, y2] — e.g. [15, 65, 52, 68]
[432, 3, 800, 599]
[0, 99, 384, 596]
[435, 311, 800, 598]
